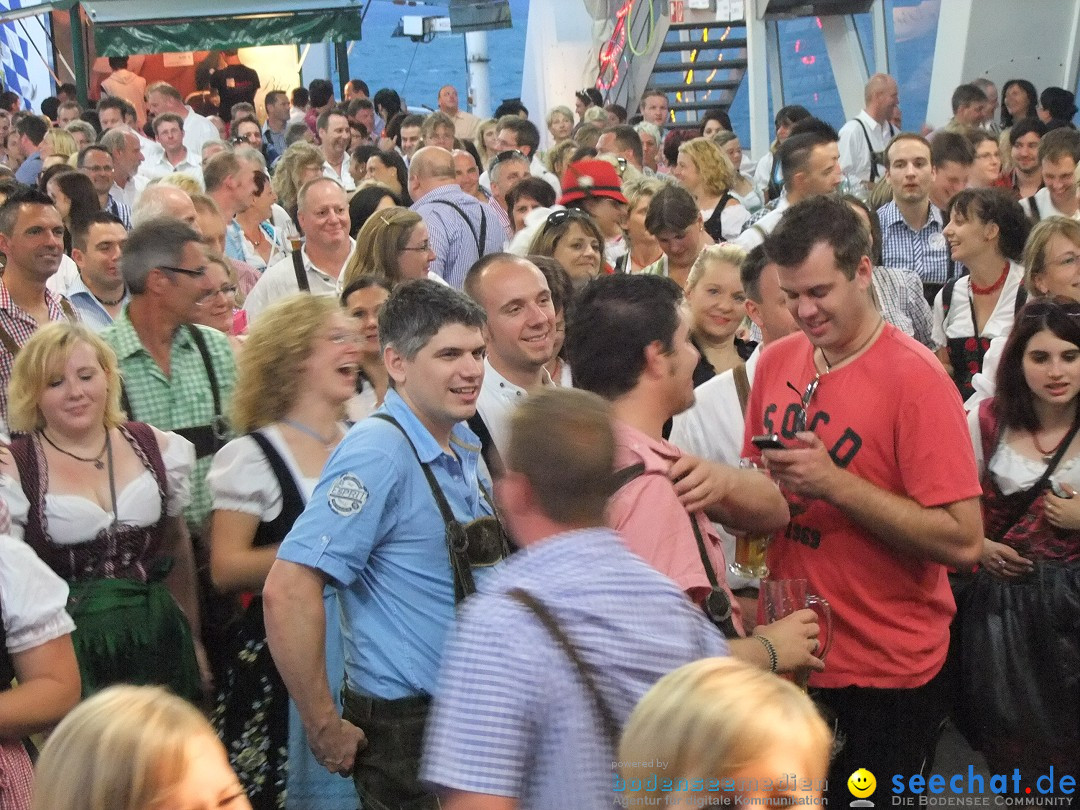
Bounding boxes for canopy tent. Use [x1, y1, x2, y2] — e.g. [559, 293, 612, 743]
[76, 0, 364, 55]
[0, 0, 364, 105]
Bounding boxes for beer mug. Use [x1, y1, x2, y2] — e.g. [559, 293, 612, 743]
[762, 579, 833, 685]
[731, 458, 771, 579]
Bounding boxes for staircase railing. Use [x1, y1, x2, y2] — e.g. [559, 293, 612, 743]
[598, 0, 670, 113]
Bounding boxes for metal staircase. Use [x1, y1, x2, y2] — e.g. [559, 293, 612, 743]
[601, 3, 748, 132]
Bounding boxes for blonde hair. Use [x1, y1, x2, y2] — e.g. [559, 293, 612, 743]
[545, 139, 578, 178]
[595, 152, 643, 186]
[272, 142, 324, 214]
[43, 127, 78, 160]
[679, 137, 737, 197]
[623, 176, 666, 217]
[154, 172, 204, 196]
[9, 322, 124, 433]
[231, 293, 342, 432]
[341, 206, 423, 288]
[686, 243, 747, 291]
[1023, 216, 1080, 295]
[474, 118, 498, 167]
[31, 685, 215, 810]
[619, 658, 831, 803]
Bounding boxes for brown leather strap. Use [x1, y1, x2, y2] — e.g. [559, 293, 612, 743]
[732, 363, 750, 416]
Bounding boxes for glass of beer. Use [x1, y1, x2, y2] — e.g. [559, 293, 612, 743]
[731, 458, 770, 579]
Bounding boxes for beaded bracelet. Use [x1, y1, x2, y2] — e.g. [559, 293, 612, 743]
[754, 633, 778, 673]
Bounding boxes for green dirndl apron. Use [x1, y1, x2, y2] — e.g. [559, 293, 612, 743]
[68, 575, 200, 700]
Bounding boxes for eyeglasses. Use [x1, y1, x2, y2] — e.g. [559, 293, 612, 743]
[327, 330, 365, 345]
[83, 164, 113, 172]
[786, 375, 820, 433]
[211, 284, 238, 299]
[159, 265, 207, 279]
[401, 241, 431, 252]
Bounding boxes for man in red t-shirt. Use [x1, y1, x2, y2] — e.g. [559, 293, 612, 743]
[743, 196, 983, 803]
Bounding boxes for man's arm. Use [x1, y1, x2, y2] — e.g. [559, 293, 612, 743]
[667, 455, 790, 534]
[764, 432, 983, 568]
[264, 559, 365, 774]
[440, 792, 518, 810]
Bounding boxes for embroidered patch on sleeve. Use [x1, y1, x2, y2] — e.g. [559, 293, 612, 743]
[327, 473, 368, 516]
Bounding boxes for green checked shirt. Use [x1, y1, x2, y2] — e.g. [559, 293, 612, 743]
[102, 306, 236, 532]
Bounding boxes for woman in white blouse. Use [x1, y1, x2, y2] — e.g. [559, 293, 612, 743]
[0, 505, 80, 810]
[236, 171, 290, 272]
[672, 137, 751, 242]
[934, 188, 1032, 399]
[962, 297, 1080, 776]
[1, 323, 201, 699]
[208, 293, 360, 810]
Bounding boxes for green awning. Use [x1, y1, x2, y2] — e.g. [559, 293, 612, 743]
[76, 0, 364, 56]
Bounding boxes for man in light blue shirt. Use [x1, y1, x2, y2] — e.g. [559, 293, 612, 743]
[66, 212, 129, 331]
[265, 279, 500, 810]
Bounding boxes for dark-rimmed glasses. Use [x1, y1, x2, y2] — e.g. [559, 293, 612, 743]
[786, 375, 820, 433]
[159, 264, 207, 279]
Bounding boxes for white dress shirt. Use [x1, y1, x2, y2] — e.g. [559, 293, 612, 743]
[242, 239, 355, 321]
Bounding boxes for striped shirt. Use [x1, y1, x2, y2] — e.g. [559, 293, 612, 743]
[412, 184, 505, 289]
[421, 527, 727, 809]
[101, 307, 236, 530]
[878, 201, 953, 285]
[0, 280, 78, 422]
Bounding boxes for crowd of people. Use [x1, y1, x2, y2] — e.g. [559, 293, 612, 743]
[0, 53, 1077, 810]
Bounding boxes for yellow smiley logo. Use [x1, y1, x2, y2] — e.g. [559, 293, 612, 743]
[848, 768, 877, 798]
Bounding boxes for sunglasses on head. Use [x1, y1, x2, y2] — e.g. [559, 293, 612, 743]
[544, 208, 592, 229]
[786, 375, 821, 433]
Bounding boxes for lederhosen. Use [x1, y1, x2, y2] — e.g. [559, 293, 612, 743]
[213, 432, 305, 809]
[8, 422, 199, 699]
[940, 276, 1026, 399]
[343, 414, 512, 810]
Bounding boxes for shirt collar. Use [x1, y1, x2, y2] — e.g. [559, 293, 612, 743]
[614, 419, 682, 474]
[379, 388, 481, 464]
[107, 305, 194, 360]
[298, 238, 356, 280]
[483, 358, 551, 402]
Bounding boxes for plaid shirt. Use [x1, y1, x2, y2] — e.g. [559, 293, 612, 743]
[873, 265, 935, 348]
[0, 280, 77, 423]
[878, 201, 954, 285]
[101, 307, 236, 530]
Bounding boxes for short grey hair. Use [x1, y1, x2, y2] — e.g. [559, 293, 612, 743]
[297, 176, 343, 213]
[65, 120, 96, 142]
[489, 153, 529, 185]
[131, 184, 192, 228]
[234, 144, 267, 172]
[378, 279, 486, 361]
[285, 122, 311, 147]
[200, 139, 232, 161]
[99, 126, 136, 156]
[120, 217, 202, 294]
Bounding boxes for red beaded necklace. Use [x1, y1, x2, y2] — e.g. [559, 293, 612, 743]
[970, 262, 1010, 296]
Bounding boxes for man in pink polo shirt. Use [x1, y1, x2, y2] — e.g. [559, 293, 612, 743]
[565, 273, 823, 675]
